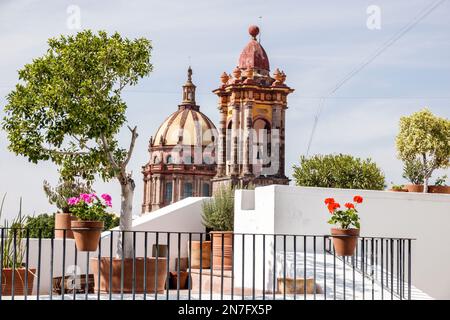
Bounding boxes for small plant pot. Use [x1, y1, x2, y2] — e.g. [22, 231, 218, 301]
[55, 213, 76, 239]
[71, 220, 104, 252]
[405, 184, 424, 193]
[189, 240, 211, 269]
[428, 185, 450, 194]
[1, 268, 36, 296]
[210, 231, 233, 271]
[90, 257, 167, 293]
[331, 228, 360, 256]
[152, 244, 168, 258]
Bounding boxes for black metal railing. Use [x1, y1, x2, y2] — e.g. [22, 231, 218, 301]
[0, 227, 414, 300]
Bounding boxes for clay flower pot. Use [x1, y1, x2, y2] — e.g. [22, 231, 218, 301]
[331, 228, 360, 256]
[90, 257, 167, 293]
[189, 240, 211, 269]
[405, 184, 424, 193]
[54, 213, 76, 239]
[210, 231, 233, 271]
[71, 220, 104, 252]
[428, 185, 450, 194]
[1, 268, 36, 296]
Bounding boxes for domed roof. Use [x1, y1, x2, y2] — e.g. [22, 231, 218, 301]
[238, 25, 270, 71]
[153, 107, 217, 147]
[152, 67, 217, 147]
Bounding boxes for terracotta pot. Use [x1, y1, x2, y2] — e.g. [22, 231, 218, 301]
[152, 244, 168, 258]
[405, 184, 424, 193]
[55, 213, 76, 239]
[189, 240, 211, 269]
[90, 257, 167, 293]
[428, 185, 450, 194]
[331, 228, 360, 256]
[71, 220, 104, 252]
[211, 231, 233, 271]
[1, 268, 36, 296]
[169, 271, 190, 289]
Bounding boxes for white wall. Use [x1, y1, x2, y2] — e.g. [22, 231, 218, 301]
[234, 185, 450, 299]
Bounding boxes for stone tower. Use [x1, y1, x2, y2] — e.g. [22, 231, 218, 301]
[212, 25, 294, 192]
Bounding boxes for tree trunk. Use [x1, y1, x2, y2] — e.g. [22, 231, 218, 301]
[116, 177, 135, 259]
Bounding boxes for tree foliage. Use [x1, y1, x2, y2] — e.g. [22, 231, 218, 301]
[396, 108, 450, 192]
[293, 154, 386, 190]
[2, 30, 152, 182]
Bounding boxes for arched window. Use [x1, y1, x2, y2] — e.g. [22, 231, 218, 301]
[164, 182, 173, 203]
[254, 118, 271, 163]
[166, 155, 173, 164]
[183, 182, 193, 199]
[153, 155, 159, 164]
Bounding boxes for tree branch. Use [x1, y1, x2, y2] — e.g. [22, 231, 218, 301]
[99, 133, 120, 171]
[123, 125, 138, 169]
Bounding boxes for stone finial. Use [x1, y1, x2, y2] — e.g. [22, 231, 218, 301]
[232, 66, 242, 80]
[248, 25, 260, 40]
[220, 72, 229, 85]
[281, 70, 286, 83]
[273, 68, 286, 86]
[244, 67, 254, 84]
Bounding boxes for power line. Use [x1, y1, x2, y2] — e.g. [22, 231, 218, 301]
[305, 0, 448, 156]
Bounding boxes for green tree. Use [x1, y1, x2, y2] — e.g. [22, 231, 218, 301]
[396, 108, 450, 193]
[292, 154, 386, 190]
[2, 30, 153, 258]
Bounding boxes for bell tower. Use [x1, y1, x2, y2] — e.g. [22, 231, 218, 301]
[212, 25, 294, 192]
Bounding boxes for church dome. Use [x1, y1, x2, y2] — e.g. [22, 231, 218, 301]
[238, 25, 270, 72]
[152, 67, 217, 147]
[152, 107, 217, 147]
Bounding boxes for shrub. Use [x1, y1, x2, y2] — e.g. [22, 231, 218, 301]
[25, 214, 55, 238]
[293, 154, 386, 190]
[202, 185, 234, 231]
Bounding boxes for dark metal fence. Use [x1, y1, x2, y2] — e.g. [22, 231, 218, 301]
[0, 227, 414, 300]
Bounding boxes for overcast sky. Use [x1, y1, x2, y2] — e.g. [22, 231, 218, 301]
[0, 0, 449, 220]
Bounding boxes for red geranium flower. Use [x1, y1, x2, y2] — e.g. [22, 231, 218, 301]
[345, 202, 355, 209]
[353, 195, 363, 204]
[324, 198, 335, 205]
[327, 203, 335, 213]
[333, 202, 341, 210]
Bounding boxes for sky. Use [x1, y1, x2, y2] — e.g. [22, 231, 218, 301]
[0, 0, 449, 220]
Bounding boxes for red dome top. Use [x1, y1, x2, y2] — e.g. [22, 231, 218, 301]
[238, 25, 270, 71]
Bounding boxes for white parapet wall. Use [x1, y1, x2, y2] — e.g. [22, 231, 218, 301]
[22, 197, 207, 295]
[234, 185, 450, 299]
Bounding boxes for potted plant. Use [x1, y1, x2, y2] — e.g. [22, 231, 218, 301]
[201, 185, 234, 271]
[1, 196, 36, 296]
[401, 158, 425, 193]
[389, 183, 408, 192]
[68, 193, 109, 252]
[188, 240, 211, 269]
[43, 178, 92, 239]
[396, 108, 450, 193]
[429, 175, 450, 194]
[326, 195, 363, 256]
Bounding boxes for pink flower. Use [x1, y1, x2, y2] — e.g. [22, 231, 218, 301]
[101, 194, 112, 207]
[80, 193, 92, 203]
[67, 197, 79, 206]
